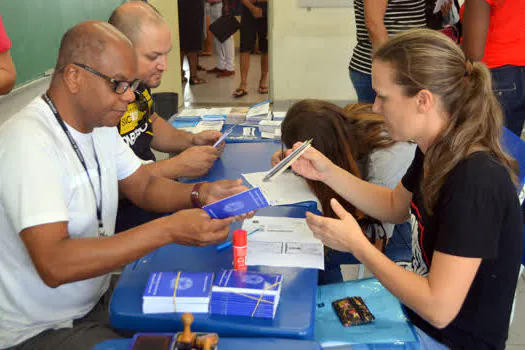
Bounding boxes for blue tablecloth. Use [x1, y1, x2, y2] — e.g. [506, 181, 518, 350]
[315, 278, 418, 349]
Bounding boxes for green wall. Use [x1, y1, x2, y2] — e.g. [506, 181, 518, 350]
[1, 0, 125, 87]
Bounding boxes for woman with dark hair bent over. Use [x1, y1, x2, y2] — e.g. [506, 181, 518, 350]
[271, 100, 416, 284]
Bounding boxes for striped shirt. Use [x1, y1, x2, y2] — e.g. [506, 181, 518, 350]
[350, 0, 427, 75]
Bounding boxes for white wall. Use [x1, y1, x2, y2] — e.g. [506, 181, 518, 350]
[270, 0, 358, 107]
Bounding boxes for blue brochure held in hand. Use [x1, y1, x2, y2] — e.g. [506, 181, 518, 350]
[203, 187, 270, 219]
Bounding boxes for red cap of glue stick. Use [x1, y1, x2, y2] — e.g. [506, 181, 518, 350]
[233, 229, 247, 247]
[233, 229, 247, 271]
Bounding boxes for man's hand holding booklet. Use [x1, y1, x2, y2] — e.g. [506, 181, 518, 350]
[202, 139, 313, 219]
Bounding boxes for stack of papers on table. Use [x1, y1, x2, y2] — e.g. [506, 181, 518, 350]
[142, 271, 214, 314]
[258, 120, 282, 139]
[193, 120, 224, 133]
[176, 108, 208, 118]
[271, 111, 287, 121]
[226, 107, 249, 124]
[242, 216, 325, 270]
[203, 107, 231, 121]
[210, 269, 283, 319]
[245, 100, 271, 125]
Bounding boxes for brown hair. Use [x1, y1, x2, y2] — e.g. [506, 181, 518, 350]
[373, 28, 518, 214]
[281, 99, 394, 219]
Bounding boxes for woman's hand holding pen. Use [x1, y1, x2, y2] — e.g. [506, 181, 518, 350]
[289, 142, 336, 182]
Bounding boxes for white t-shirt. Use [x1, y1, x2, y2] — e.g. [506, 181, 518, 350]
[0, 97, 142, 348]
[365, 142, 417, 238]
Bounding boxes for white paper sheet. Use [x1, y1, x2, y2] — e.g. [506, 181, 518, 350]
[177, 108, 208, 118]
[246, 100, 270, 119]
[242, 171, 320, 207]
[271, 111, 287, 121]
[192, 121, 224, 133]
[204, 107, 232, 117]
[242, 216, 325, 269]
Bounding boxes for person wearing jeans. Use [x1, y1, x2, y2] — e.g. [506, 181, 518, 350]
[462, 0, 525, 137]
[349, 69, 376, 104]
[206, 0, 235, 77]
[490, 66, 525, 136]
[349, 0, 426, 103]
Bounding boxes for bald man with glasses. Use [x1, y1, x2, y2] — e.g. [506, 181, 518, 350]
[0, 21, 248, 350]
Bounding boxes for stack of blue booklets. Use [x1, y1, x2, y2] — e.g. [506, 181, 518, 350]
[209, 269, 283, 319]
[142, 271, 214, 314]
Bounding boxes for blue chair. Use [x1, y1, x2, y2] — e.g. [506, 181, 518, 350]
[501, 127, 525, 323]
[501, 127, 525, 265]
[501, 127, 525, 202]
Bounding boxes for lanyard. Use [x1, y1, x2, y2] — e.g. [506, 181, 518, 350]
[42, 94, 107, 237]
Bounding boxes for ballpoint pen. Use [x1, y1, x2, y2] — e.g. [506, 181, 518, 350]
[216, 228, 261, 252]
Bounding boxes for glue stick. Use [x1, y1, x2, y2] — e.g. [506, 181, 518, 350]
[233, 229, 247, 271]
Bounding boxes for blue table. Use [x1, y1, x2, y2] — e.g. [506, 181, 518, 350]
[110, 141, 318, 339]
[110, 206, 318, 339]
[93, 337, 322, 350]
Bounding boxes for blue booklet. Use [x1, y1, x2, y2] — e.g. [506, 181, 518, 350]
[143, 271, 214, 303]
[203, 187, 270, 219]
[212, 269, 283, 295]
[210, 269, 283, 318]
[210, 301, 276, 318]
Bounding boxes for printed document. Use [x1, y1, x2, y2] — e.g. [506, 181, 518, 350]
[242, 216, 325, 269]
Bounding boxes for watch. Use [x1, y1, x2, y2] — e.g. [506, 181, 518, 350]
[191, 182, 204, 208]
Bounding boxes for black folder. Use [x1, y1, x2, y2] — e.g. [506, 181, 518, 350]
[209, 15, 241, 43]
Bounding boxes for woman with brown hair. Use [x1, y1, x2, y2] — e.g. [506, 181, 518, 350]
[271, 99, 415, 284]
[290, 29, 522, 349]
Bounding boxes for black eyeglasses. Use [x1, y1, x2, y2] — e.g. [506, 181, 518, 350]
[72, 62, 141, 95]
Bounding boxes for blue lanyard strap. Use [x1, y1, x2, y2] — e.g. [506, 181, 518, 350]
[42, 93, 106, 237]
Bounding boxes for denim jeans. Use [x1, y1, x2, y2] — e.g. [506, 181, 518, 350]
[414, 326, 451, 350]
[350, 69, 376, 104]
[491, 65, 525, 136]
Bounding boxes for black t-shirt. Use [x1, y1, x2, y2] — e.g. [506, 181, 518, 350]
[401, 148, 523, 349]
[117, 83, 156, 162]
[115, 84, 163, 233]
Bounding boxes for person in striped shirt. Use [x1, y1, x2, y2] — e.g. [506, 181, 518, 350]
[349, 0, 426, 103]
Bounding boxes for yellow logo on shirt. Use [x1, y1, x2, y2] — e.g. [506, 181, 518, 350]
[119, 89, 153, 135]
